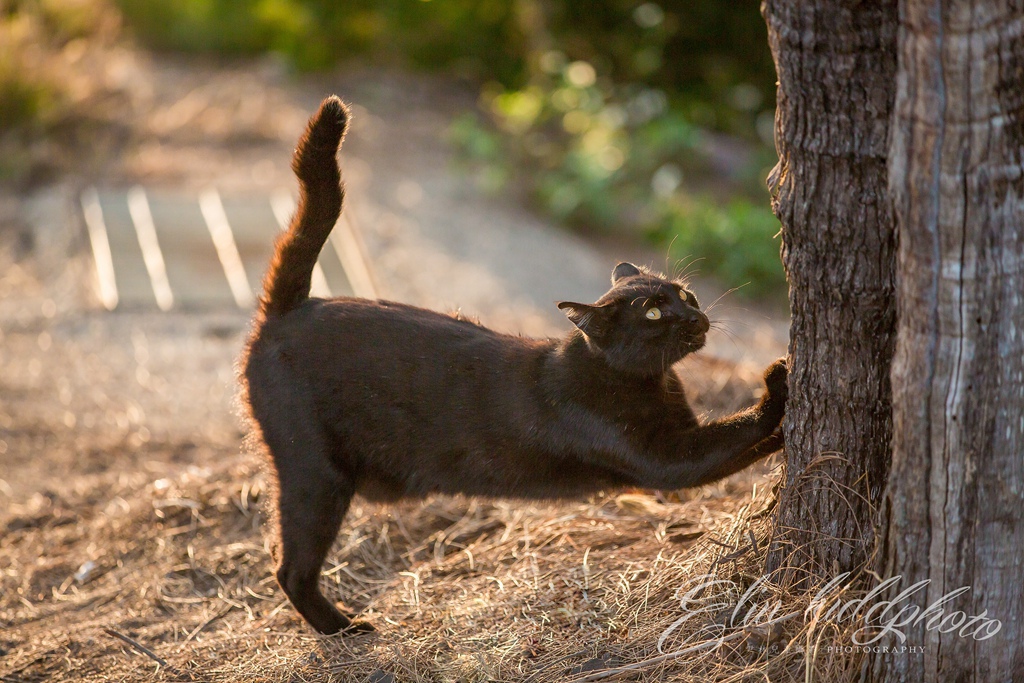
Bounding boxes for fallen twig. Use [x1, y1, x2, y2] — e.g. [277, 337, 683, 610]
[104, 628, 188, 679]
[181, 604, 234, 646]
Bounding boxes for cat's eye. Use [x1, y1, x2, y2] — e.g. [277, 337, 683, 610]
[646, 307, 662, 320]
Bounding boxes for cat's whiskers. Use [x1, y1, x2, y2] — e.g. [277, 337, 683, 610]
[663, 235, 681, 276]
[669, 255, 691, 279]
[710, 317, 753, 331]
[703, 284, 749, 315]
[708, 322, 743, 348]
[673, 256, 705, 282]
[644, 272, 660, 297]
[706, 300, 771, 322]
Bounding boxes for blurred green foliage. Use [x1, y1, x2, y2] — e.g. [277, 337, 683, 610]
[113, 0, 776, 134]
[1, 0, 112, 134]
[1, 0, 110, 183]
[1, 8, 55, 134]
[449, 32, 784, 295]
[115, 0, 525, 77]
[656, 198, 785, 294]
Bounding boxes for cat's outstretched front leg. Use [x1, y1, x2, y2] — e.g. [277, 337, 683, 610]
[686, 426, 784, 487]
[658, 358, 788, 488]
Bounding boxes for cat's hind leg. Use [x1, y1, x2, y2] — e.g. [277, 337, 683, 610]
[250, 368, 370, 635]
[273, 445, 370, 635]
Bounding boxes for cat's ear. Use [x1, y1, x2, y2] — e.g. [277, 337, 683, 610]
[557, 301, 613, 338]
[612, 262, 642, 284]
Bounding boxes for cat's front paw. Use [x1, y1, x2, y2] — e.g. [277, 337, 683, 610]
[761, 358, 788, 419]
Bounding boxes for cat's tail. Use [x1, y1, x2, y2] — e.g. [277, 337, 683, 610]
[259, 96, 349, 319]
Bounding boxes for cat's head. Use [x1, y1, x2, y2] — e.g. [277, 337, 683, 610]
[557, 262, 710, 376]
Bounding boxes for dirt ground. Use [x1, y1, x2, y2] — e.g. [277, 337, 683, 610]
[0, 53, 793, 682]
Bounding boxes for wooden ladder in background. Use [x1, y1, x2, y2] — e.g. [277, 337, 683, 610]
[80, 186, 377, 311]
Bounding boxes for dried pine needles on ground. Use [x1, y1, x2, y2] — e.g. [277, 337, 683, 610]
[0, 349, 868, 682]
[0, 454, 867, 682]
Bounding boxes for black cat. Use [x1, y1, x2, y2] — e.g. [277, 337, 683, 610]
[241, 96, 788, 635]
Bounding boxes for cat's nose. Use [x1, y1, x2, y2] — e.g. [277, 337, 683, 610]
[691, 312, 710, 332]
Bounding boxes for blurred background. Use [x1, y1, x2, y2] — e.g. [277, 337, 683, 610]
[0, 0, 786, 313]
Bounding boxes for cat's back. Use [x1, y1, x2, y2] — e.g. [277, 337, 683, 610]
[253, 296, 552, 379]
[278, 296, 531, 345]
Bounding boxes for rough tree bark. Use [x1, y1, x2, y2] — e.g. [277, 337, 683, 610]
[875, 0, 1024, 679]
[761, 0, 899, 580]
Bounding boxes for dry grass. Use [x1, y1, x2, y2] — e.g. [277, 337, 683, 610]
[0, 350, 869, 683]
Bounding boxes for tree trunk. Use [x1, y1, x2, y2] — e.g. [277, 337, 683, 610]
[762, 0, 899, 580]
[875, 0, 1024, 679]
